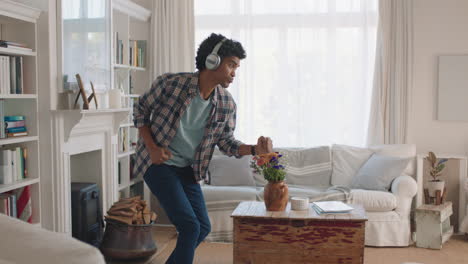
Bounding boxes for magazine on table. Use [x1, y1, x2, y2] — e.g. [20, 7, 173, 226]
[312, 201, 354, 214]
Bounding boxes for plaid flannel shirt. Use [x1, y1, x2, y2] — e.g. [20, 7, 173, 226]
[133, 72, 243, 182]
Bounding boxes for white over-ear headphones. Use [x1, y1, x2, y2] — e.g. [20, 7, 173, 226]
[205, 38, 227, 70]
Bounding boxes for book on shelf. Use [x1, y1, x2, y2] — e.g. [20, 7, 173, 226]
[5, 120, 25, 129]
[0, 56, 24, 95]
[0, 147, 27, 184]
[0, 100, 5, 138]
[0, 56, 11, 95]
[5, 115, 25, 121]
[0, 39, 33, 52]
[15, 185, 32, 223]
[311, 201, 354, 214]
[114, 32, 123, 65]
[6, 126, 26, 133]
[0, 40, 29, 49]
[7, 131, 28, 137]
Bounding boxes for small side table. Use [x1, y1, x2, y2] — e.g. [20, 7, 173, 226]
[415, 202, 454, 249]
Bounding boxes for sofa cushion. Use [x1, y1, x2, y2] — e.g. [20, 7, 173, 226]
[350, 189, 397, 212]
[208, 155, 255, 186]
[256, 185, 347, 203]
[351, 153, 411, 191]
[331, 144, 373, 187]
[0, 214, 105, 264]
[271, 147, 332, 188]
[202, 185, 259, 204]
[369, 144, 416, 176]
[286, 186, 346, 201]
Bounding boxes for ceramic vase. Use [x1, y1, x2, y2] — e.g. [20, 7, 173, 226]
[263, 181, 289, 211]
[427, 180, 445, 197]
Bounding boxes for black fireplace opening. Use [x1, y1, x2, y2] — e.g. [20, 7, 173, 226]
[71, 182, 104, 247]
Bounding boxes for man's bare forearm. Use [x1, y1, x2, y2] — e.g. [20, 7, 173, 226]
[138, 126, 157, 150]
[239, 144, 255, 156]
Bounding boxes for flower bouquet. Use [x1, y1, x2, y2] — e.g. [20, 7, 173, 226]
[251, 152, 288, 211]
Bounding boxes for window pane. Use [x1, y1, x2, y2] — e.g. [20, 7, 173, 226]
[250, 0, 328, 14]
[336, 0, 361, 12]
[195, 0, 231, 15]
[195, 0, 378, 147]
[87, 0, 106, 18]
[63, 0, 80, 19]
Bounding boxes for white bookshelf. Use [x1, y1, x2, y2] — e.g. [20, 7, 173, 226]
[112, 0, 151, 202]
[0, 1, 41, 225]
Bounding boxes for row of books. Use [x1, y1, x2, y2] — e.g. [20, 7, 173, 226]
[0, 192, 17, 217]
[0, 55, 24, 95]
[114, 32, 124, 65]
[129, 40, 146, 68]
[0, 107, 28, 138]
[0, 186, 32, 222]
[113, 33, 147, 68]
[0, 146, 28, 184]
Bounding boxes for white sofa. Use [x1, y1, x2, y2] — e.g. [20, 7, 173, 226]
[202, 144, 418, 247]
[0, 213, 105, 264]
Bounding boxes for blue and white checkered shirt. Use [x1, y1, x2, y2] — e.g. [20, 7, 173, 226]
[133, 72, 243, 182]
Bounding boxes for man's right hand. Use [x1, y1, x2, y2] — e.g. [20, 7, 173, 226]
[148, 145, 172, 164]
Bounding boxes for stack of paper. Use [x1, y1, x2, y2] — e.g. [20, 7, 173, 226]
[312, 201, 354, 214]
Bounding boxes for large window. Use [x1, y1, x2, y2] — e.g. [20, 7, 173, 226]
[61, 0, 110, 92]
[195, 0, 378, 147]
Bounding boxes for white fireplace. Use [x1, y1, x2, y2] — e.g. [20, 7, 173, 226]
[50, 109, 128, 234]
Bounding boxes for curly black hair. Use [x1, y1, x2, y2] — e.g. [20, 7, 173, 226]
[195, 33, 246, 71]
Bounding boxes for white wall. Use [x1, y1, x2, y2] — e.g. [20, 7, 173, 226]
[409, 0, 468, 156]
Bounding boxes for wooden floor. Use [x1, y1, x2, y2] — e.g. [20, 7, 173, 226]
[107, 226, 468, 264]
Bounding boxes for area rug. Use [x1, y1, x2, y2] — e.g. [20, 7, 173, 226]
[150, 233, 467, 264]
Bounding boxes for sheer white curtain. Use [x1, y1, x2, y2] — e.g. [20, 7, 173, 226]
[367, 0, 413, 145]
[152, 0, 195, 76]
[195, 0, 378, 147]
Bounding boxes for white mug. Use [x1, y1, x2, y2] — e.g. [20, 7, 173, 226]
[291, 197, 309, 211]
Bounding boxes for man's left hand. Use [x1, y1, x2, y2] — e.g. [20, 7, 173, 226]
[256, 136, 273, 155]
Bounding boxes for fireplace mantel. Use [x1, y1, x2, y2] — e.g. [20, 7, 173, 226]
[50, 109, 130, 234]
[53, 109, 130, 142]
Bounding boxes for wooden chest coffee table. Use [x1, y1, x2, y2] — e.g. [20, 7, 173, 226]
[231, 201, 367, 264]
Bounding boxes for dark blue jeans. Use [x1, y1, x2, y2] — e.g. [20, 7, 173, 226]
[144, 164, 211, 264]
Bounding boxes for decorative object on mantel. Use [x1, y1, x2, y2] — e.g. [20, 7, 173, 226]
[424, 151, 448, 205]
[108, 88, 123, 109]
[73, 74, 98, 109]
[100, 196, 158, 260]
[251, 152, 288, 211]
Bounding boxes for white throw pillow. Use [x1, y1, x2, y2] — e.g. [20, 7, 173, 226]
[369, 144, 416, 176]
[208, 155, 256, 186]
[331, 144, 373, 187]
[351, 153, 411, 191]
[276, 147, 332, 187]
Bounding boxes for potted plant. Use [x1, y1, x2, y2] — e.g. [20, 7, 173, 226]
[251, 152, 288, 211]
[425, 151, 448, 197]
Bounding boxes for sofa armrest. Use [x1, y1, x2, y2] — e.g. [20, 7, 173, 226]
[0, 214, 105, 264]
[391, 175, 417, 216]
[391, 175, 417, 198]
